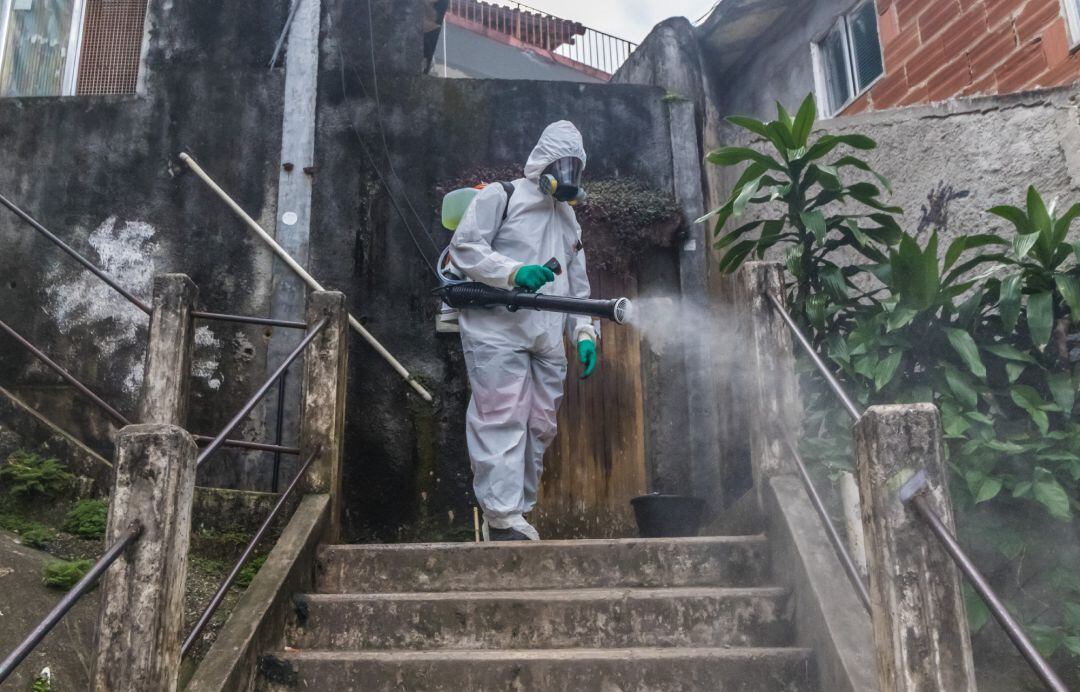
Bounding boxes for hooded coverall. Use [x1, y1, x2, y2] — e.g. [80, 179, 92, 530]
[449, 121, 596, 539]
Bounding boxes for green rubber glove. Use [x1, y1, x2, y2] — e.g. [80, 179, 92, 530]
[578, 339, 597, 379]
[514, 265, 556, 292]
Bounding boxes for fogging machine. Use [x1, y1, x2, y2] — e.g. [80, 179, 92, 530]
[435, 282, 633, 325]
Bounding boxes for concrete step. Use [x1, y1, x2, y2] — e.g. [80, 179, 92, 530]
[256, 647, 818, 691]
[316, 536, 770, 593]
[287, 587, 794, 651]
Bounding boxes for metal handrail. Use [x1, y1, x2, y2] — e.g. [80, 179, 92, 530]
[1, 316, 299, 456]
[0, 192, 308, 331]
[901, 472, 1068, 692]
[782, 436, 871, 612]
[181, 444, 321, 657]
[0, 521, 142, 683]
[766, 293, 863, 421]
[196, 318, 328, 467]
[0, 193, 152, 314]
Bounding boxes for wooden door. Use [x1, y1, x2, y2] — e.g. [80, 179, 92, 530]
[531, 271, 647, 539]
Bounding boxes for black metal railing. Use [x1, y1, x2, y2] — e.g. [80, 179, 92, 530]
[766, 293, 1067, 691]
[195, 318, 327, 468]
[0, 521, 142, 684]
[181, 444, 321, 657]
[0, 317, 300, 457]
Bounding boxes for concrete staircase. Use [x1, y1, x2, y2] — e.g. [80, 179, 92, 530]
[256, 537, 818, 691]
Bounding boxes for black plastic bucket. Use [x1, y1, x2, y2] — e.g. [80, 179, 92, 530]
[630, 494, 706, 538]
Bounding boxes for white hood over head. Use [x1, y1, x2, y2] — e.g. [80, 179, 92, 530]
[523, 121, 587, 181]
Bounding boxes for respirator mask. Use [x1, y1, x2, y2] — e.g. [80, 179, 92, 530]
[539, 156, 587, 205]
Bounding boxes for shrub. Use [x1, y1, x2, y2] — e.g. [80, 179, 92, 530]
[0, 451, 73, 498]
[42, 559, 93, 591]
[234, 554, 267, 589]
[20, 526, 55, 549]
[63, 499, 109, 540]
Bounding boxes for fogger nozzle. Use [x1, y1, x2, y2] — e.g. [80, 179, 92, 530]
[437, 282, 633, 325]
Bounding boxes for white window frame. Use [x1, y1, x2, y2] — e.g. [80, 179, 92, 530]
[0, 0, 89, 97]
[812, 0, 885, 117]
[1064, 0, 1080, 49]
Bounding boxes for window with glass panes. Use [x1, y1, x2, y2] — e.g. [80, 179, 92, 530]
[1064, 0, 1080, 47]
[814, 1, 884, 116]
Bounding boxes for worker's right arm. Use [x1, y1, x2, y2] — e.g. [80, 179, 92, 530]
[449, 185, 521, 289]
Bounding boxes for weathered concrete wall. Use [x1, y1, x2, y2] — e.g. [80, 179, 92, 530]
[315, 0, 677, 539]
[0, 0, 289, 486]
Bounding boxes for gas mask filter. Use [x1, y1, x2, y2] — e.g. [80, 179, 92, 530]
[539, 156, 586, 205]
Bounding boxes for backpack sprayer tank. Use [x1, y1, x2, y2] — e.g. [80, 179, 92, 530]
[435, 282, 633, 325]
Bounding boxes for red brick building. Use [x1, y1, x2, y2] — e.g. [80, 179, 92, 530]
[847, 0, 1080, 113]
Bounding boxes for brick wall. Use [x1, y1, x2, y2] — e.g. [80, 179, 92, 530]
[846, 0, 1080, 114]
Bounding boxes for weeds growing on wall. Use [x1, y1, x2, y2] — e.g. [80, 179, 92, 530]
[703, 94, 1080, 670]
[0, 451, 73, 498]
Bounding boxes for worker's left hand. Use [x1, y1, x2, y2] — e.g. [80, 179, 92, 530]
[578, 339, 597, 379]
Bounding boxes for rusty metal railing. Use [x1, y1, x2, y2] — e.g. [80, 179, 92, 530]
[446, 0, 636, 77]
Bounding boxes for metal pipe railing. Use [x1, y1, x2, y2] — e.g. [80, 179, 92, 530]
[196, 318, 327, 468]
[901, 472, 1068, 692]
[0, 521, 142, 684]
[181, 444, 321, 657]
[2, 316, 300, 456]
[0, 192, 152, 314]
[192, 311, 307, 331]
[766, 293, 863, 421]
[783, 436, 871, 612]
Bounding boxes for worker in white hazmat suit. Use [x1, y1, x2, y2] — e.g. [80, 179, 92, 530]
[449, 121, 598, 541]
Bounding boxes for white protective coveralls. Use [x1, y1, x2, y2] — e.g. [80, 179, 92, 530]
[449, 121, 596, 539]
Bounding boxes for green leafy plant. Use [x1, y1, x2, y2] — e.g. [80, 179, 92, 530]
[63, 499, 109, 540]
[703, 93, 1080, 671]
[20, 525, 55, 550]
[234, 554, 267, 589]
[0, 451, 73, 498]
[31, 667, 53, 692]
[42, 559, 93, 591]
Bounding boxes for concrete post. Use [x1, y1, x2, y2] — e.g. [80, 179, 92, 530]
[734, 261, 802, 505]
[854, 404, 976, 692]
[137, 274, 198, 426]
[92, 424, 198, 692]
[299, 291, 348, 542]
[668, 98, 725, 513]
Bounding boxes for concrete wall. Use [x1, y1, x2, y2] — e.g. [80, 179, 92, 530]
[0, 0, 288, 485]
[316, 0, 677, 539]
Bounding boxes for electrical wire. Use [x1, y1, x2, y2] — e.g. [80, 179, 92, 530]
[365, 0, 444, 256]
[335, 40, 440, 278]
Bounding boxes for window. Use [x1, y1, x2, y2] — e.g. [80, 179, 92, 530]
[1064, 0, 1080, 48]
[0, 0, 86, 97]
[813, 1, 884, 116]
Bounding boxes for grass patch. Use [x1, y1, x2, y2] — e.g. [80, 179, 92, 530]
[63, 499, 108, 540]
[0, 451, 73, 498]
[42, 558, 93, 591]
[234, 554, 267, 589]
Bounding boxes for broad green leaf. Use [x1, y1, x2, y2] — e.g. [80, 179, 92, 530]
[945, 327, 987, 379]
[988, 204, 1032, 234]
[718, 240, 758, 274]
[714, 220, 765, 250]
[1027, 186, 1052, 236]
[944, 366, 979, 409]
[1055, 275, 1080, 321]
[1033, 467, 1072, 520]
[964, 584, 989, 633]
[732, 177, 762, 216]
[821, 265, 848, 302]
[844, 218, 869, 247]
[999, 274, 1022, 332]
[971, 475, 1002, 503]
[726, 115, 771, 139]
[707, 147, 783, 170]
[791, 93, 817, 147]
[834, 133, 875, 150]
[944, 234, 1008, 271]
[982, 343, 1037, 363]
[1065, 636, 1080, 656]
[776, 102, 794, 131]
[1047, 372, 1075, 416]
[874, 351, 903, 391]
[1027, 291, 1054, 349]
[1065, 603, 1080, 630]
[833, 155, 891, 193]
[887, 307, 918, 332]
[1027, 624, 1064, 657]
[765, 120, 797, 152]
[1053, 202, 1080, 245]
[696, 201, 731, 226]
[1006, 362, 1027, 383]
[1013, 481, 1033, 497]
[1011, 384, 1052, 433]
[1012, 232, 1039, 260]
[800, 210, 827, 242]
